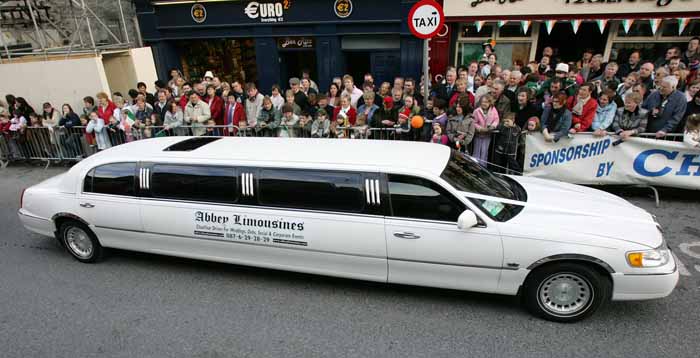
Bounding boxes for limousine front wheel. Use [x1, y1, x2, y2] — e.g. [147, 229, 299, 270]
[59, 221, 104, 263]
[523, 262, 611, 323]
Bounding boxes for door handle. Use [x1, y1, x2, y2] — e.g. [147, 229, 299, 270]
[79, 203, 94, 208]
[393, 232, 421, 239]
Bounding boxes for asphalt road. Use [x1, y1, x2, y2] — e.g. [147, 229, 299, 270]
[1, 165, 699, 358]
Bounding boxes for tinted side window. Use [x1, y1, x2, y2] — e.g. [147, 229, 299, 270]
[258, 169, 365, 213]
[388, 174, 465, 222]
[151, 165, 237, 203]
[86, 163, 137, 196]
[83, 169, 95, 192]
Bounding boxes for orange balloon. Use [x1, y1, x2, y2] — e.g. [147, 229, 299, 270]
[410, 115, 424, 129]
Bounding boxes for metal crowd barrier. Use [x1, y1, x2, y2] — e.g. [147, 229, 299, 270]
[0, 124, 687, 173]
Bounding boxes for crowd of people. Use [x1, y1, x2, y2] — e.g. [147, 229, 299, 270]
[2, 37, 700, 172]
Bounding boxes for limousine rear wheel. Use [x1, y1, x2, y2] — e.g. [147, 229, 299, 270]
[523, 262, 611, 323]
[59, 221, 103, 263]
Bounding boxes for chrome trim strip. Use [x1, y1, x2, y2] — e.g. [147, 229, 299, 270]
[139, 168, 144, 189]
[145, 168, 150, 189]
[526, 254, 615, 273]
[388, 257, 517, 271]
[365, 179, 372, 205]
[242, 173, 249, 196]
[373, 179, 380, 205]
[95, 225, 386, 260]
[249, 173, 254, 196]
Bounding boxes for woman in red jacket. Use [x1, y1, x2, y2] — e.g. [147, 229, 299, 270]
[205, 85, 224, 125]
[96, 92, 116, 125]
[567, 82, 598, 133]
[332, 94, 357, 126]
[449, 78, 475, 109]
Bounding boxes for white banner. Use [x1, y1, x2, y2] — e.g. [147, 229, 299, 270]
[524, 133, 700, 190]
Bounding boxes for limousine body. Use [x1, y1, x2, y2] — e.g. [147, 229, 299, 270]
[18, 136, 678, 322]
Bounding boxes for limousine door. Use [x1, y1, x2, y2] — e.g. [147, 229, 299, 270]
[77, 162, 143, 247]
[138, 165, 387, 282]
[384, 174, 503, 293]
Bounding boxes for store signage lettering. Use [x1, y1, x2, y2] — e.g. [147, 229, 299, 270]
[278, 37, 314, 49]
[244, 1, 291, 23]
[565, 0, 674, 6]
[470, 0, 523, 8]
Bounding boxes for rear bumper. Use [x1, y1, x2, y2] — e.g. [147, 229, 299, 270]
[611, 266, 679, 301]
[18, 209, 54, 237]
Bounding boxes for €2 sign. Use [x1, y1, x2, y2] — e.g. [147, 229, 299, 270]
[408, 0, 445, 39]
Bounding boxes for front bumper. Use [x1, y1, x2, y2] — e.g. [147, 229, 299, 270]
[18, 209, 54, 237]
[611, 265, 679, 301]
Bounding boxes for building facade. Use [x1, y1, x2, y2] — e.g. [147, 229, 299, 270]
[134, 0, 425, 93]
[433, 0, 700, 75]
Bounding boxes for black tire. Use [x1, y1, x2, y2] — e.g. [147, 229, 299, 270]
[522, 262, 611, 323]
[58, 221, 104, 263]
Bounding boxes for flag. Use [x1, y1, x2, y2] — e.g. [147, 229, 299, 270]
[595, 19, 608, 33]
[475, 20, 485, 33]
[521, 20, 531, 33]
[497, 20, 508, 28]
[620, 19, 634, 34]
[649, 19, 662, 35]
[571, 19, 582, 34]
[678, 18, 691, 35]
[544, 20, 556, 34]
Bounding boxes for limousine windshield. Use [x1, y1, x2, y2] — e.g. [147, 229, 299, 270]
[440, 151, 525, 202]
[440, 152, 526, 222]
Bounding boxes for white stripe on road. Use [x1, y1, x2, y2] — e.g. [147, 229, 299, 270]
[679, 242, 700, 260]
[672, 252, 692, 276]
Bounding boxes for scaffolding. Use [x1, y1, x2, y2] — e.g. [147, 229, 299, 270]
[0, 0, 138, 62]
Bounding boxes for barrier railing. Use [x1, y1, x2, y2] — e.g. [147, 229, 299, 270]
[0, 124, 688, 175]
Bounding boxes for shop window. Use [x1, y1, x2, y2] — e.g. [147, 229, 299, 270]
[494, 44, 531, 71]
[456, 43, 485, 66]
[498, 23, 531, 38]
[177, 39, 257, 84]
[460, 24, 493, 38]
[611, 42, 689, 64]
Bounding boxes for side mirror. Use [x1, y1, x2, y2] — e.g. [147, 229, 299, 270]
[457, 210, 479, 231]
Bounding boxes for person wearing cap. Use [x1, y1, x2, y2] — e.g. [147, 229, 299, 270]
[311, 108, 331, 138]
[289, 77, 310, 112]
[537, 63, 577, 99]
[203, 71, 214, 84]
[373, 96, 398, 129]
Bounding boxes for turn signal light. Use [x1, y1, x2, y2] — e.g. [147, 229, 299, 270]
[627, 253, 643, 267]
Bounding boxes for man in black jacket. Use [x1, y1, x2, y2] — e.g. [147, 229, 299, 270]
[434, 67, 457, 102]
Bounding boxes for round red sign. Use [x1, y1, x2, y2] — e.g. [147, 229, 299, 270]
[408, 0, 445, 39]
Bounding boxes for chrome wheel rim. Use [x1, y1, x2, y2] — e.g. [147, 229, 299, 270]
[537, 272, 593, 317]
[65, 227, 93, 259]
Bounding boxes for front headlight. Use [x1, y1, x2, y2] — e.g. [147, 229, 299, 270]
[626, 245, 671, 268]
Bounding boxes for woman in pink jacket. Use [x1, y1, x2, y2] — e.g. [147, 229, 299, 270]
[472, 94, 500, 166]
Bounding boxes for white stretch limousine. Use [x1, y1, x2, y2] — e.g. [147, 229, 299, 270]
[18, 137, 678, 322]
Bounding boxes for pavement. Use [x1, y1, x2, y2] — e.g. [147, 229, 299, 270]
[1, 165, 699, 358]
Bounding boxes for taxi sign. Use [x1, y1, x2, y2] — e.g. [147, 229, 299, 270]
[408, 0, 445, 39]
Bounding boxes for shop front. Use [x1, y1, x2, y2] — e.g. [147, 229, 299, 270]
[134, 0, 424, 93]
[437, 0, 700, 72]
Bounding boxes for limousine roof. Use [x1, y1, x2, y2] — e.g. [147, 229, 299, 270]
[93, 136, 453, 175]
